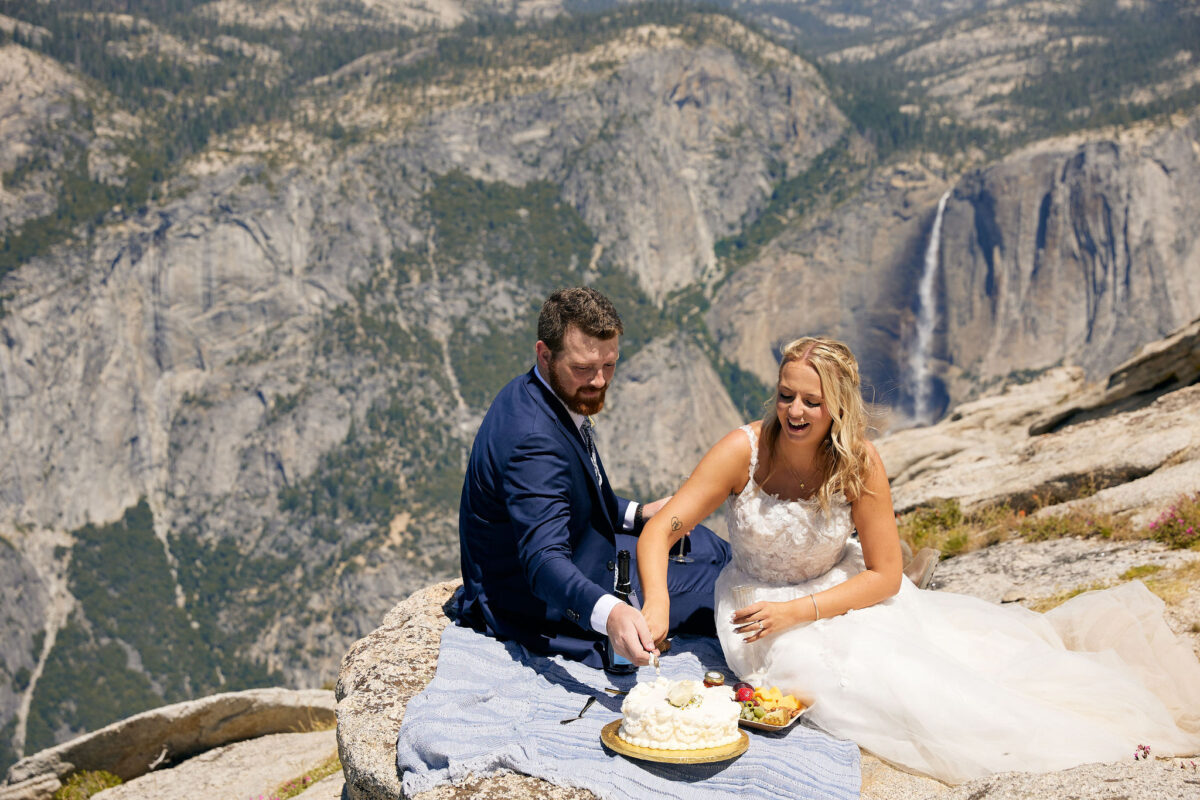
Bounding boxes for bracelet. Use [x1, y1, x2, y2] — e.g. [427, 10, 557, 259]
[633, 503, 645, 534]
[810, 594, 820, 620]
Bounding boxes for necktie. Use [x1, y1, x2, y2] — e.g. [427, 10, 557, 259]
[580, 417, 603, 487]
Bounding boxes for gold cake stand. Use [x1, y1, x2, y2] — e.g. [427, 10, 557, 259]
[600, 720, 749, 764]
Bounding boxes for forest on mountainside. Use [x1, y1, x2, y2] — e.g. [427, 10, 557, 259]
[5, 0, 1199, 285]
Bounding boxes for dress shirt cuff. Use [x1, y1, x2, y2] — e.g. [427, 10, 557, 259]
[622, 501, 639, 531]
[590, 593, 622, 635]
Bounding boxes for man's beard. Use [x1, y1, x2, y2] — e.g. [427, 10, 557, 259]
[547, 358, 607, 416]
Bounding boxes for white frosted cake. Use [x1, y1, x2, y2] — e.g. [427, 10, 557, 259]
[617, 678, 740, 750]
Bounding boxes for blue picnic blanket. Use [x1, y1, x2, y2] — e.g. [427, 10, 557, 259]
[397, 621, 860, 800]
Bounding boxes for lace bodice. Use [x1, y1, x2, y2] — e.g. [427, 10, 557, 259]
[724, 425, 853, 584]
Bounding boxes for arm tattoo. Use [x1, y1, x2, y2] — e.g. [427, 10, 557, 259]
[670, 516, 682, 532]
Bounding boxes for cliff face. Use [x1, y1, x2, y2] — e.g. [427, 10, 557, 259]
[708, 118, 1200, 420]
[707, 160, 950, 409]
[938, 120, 1200, 400]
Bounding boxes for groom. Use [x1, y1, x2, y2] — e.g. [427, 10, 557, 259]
[458, 287, 730, 668]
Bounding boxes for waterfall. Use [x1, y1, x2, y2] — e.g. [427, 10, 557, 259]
[909, 190, 950, 423]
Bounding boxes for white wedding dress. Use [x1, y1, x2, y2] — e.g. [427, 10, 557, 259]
[715, 426, 1200, 784]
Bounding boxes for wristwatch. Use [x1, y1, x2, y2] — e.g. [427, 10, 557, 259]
[633, 503, 645, 534]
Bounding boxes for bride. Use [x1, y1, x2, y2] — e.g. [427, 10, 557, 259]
[637, 336, 1200, 783]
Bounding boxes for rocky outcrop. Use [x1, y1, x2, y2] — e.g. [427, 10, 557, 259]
[93, 729, 337, 800]
[335, 581, 462, 800]
[0, 45, 86, 235]
[0, 688, 334, 800]
[875, 309, 1200, 529]
[878, 366, 1200, 525]
[197, 0, 472, 31]
[0, 541, 48, 767]
[339, 573, 1200, 800]
[1031, 315, 1200, 434]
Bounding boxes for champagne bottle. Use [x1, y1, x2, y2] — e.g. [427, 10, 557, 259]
[604, 549, 637, 674]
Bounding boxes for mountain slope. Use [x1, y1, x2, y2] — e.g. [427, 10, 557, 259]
[1, 0, 1198, 773]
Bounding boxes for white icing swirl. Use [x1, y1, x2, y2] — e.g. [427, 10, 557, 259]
[617, 677, 739, 750]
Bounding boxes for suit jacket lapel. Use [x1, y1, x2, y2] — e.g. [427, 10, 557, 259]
[523, 369, 619, 530]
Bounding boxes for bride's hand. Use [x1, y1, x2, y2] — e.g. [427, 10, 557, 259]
[732, 600, 801, 642]
[642, 599, 670, 645]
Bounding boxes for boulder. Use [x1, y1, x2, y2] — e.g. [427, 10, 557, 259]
[0, 687, 334, 800]
[1031, 315, 1200, 434]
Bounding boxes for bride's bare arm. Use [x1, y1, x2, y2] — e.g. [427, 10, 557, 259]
[638, 428, 751, 642]
[821, 442, 904, 608]
[734, 443, 903, 641]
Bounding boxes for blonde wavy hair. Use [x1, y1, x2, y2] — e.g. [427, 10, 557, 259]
[758, 336, 874, 511]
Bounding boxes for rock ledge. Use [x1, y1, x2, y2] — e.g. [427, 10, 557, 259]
[1, 687, 335, 800]
[337, 573, 1200, 800]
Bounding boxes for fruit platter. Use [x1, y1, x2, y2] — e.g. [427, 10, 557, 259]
[733, 683, 808, 731]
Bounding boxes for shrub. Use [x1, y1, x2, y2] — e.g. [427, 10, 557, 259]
[899, 499, 964, 551]
[896, 496, 1137, 558]
[896, 499, 1014, 557]
[52, 771, 121, 800]
[1147, 494, 1200, 549]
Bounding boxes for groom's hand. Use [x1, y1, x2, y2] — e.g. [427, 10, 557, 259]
[606, 602, 658, 666]
[641, 496, 672, 518]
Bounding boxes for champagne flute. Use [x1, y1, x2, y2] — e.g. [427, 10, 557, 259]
[669, 537, 693, 563]
[669, 520, 693, 564]
[665, 480, 692, 563]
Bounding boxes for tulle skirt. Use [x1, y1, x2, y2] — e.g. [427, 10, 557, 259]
[715, 543, 1200, 784]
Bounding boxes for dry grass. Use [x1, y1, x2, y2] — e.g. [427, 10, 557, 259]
[266, 754, 342, 800]
[1120, 564, 1164, 581]
[1026, 581, 1113, 613]
[289, 707, 337, 733]
[1027, 559, 1200, 613]
[1016, 508, 1131, 542]
[1143, 559, 1200, 606]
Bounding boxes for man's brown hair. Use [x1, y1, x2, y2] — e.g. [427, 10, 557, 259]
[537, 287, 624, 354]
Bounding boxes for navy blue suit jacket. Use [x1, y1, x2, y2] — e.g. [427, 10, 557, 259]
[458, 368, 629, 667]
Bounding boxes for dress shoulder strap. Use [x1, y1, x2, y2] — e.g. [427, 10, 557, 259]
[738, 424, 758, 480]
